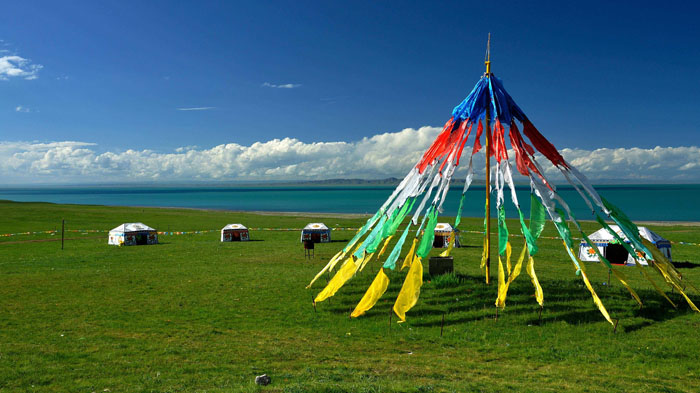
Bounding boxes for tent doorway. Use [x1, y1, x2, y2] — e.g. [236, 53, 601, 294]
[135, 233, 148, 245]
[311, 233, 321, 242]
[605, 244, 628, 265]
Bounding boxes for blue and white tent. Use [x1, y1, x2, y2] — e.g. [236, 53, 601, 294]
[578, 225, 671, 266]
[108, 223, 158, 246]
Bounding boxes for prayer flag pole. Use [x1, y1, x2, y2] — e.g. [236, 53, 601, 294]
[484, 34, 492, 284]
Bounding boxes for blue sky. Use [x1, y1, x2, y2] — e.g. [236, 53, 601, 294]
[1, 1, 699, 183]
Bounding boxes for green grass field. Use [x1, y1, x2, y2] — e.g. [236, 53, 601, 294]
[1, 200, 699, 392]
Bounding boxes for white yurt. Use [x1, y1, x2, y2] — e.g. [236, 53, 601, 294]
[578, 225, 671, 266]
[433, 223, 460, 248]
[221, 224, 250, 242]
[108, 223, 158, 246]
[301, 223, 331, 243]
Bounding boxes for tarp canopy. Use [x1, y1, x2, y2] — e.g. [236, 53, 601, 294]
[110, 223, 155, 233]
[222, 224, 248, 230]
[579, 225, 672, 265]
[303, 223, 329, 231]
[434, 223, 453, 234]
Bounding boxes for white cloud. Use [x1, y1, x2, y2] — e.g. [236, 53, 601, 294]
[0, 55, 42, 80]
[262, 82, 301, 89]
[0, 130, 698, 184]
[176, 107, 216, 111]
[15, 105, 30, 113]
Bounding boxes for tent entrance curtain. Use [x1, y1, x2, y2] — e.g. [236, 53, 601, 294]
[311, 233, 321, 242]
[136, 233, 148, 245]
[605, 244, 629, 264]
[433, 235, 449, 248]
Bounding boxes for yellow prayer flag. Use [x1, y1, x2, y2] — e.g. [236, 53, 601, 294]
[351, 268, 390, 318]
[611, 269, 643, 307]
[439, 232, 455, 257]
[306, 249, 344, 289]
[642, 239, 699, 312]
[315, 258, 357, 303]
[401, 238, 418, 271]
[505, 241, 512, 276]
[526, 256, 543, 306]
[393, 256, 424, 322]
[377, 236, 394, 258]
[358, 252, 375, 272]
[496, 243, 527, 309]
[480, 236, 488, 269]
[495, 255, 506, 308]
[579, 268, 614, 325]
[632, 255, 676, 308]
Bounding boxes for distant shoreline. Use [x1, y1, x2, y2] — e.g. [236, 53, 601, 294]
[10, 200, 697, 226]
[140, 206, 700, 226]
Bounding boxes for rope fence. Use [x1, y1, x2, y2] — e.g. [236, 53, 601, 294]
[2, 228, 699, 246]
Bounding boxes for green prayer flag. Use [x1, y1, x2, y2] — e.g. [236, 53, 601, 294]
[454, 193, 466, 228]
[595, 214, 638, 257]
[553, 208, 573, 249]
[354, 215, 387, 258]
[528, 194, 546, 241]
[518, 209, 538, 256]
[498, 205, 509, 255]
[383, 224, 411, 270]
[344, 209, 383, 252]
[416, 207, 438, 258]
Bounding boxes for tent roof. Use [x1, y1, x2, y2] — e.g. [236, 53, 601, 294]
[434, 223, 453, 233]
[586, 225, 668, 245]
[303, 223, 329, 231]
[222, 224, 248, 230]
[109, 223, 155, 233]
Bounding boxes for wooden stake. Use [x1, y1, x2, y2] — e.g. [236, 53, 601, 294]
[440, 313, 445, 337]
[61, 219, 65, 250]
[614, 319, 620, 334]
[311, 293, 316, 313]
[538, 305, 543, 325]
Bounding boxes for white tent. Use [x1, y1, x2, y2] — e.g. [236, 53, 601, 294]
[108, 223, 158, 246]
[578, 225, 671, 266]
[221, 224, 250, 242]
[433, 223, 460, 248]
[301, 223, 331, 243]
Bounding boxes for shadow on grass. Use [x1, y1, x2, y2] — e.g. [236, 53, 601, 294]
[673, 261, 700, 269]
[319, 270, 699, 330]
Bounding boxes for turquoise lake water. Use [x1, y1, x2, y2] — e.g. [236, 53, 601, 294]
[0, 184, 698, 221]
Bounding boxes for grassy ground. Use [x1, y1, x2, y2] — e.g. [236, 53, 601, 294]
[0, 200, 699, 392]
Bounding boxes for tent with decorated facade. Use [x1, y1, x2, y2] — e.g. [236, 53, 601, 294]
[301, 223, 331, 243]
[578, 225, 672, 266]
[433, 223, 460, 248]
[108, 223, 158, 246]
[307, 42, 698, 325]
[221, 224, 250, 242]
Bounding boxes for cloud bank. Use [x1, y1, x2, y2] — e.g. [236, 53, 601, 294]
[0, 127, 698, 184]
[0, 55, 42, 80]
